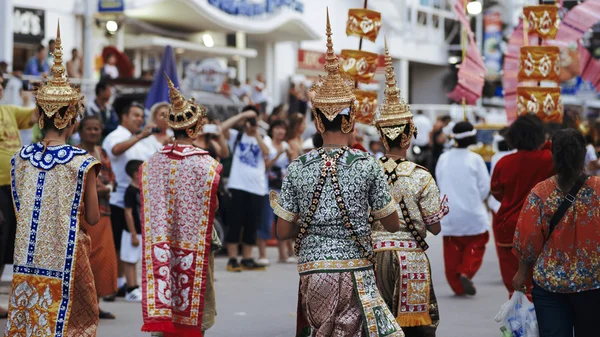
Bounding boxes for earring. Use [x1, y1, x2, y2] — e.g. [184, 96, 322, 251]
[314, 113, 326, 134]
[341, 114, 355, 134]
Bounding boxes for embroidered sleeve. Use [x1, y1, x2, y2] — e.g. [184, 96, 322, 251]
[273, 162, 299, 222]
[369, 159, 395, 220]
[419, 175, 448, 225]
[513, 192, 545, 263]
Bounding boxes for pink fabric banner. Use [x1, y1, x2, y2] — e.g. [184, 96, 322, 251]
[552, 0, 600, 47]
[447, 0, 486, 105]
[578, 43, 600, 92]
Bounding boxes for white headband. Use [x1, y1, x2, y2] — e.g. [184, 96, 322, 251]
[452, 129, 477, 139]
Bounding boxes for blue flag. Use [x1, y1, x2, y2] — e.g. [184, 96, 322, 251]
[145, 45, 179, 118]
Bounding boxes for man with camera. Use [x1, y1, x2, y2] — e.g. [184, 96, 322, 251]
[101, 102, 157, 301]
[224, 105, 271, 272]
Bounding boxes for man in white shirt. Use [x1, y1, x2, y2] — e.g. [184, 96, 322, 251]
[101, 103, 156, 300]
[251, 74, 268, 114]
[225, 105, 270, 272]
[435, 121, 490, 297]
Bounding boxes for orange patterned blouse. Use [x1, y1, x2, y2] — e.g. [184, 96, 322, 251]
[513, 176, 600, 293]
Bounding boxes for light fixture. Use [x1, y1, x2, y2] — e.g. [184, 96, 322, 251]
[106, 20, 118, 33]
[448, 56, 460, 64]
[176, 47, 185, 54]
[466, 1, 482, 15]
[203, 34, 214, 48]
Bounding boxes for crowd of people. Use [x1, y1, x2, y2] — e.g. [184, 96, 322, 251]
[0, 14, 598, 337]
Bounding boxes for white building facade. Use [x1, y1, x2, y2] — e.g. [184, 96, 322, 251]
[0, 0, 463, 111]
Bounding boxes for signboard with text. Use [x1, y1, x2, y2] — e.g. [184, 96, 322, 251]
[98, 0, 124, 13]
[13, 7, 45, 43]
[208, 0, 304, 16]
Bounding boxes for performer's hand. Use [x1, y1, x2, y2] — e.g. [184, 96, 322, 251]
[131, 234, 140, 247]
[512, 269, 527, 293]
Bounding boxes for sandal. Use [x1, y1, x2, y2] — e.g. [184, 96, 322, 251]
[99, 310, 116, 319]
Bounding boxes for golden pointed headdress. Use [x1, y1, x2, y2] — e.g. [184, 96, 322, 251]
[310, 8, 357, 134]
[375, 38, 416, 149]
[166, 73, 206, 135]
[35, 21, 84, 130]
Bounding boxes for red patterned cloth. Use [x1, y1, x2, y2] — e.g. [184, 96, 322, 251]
[140, 144, 222, 336]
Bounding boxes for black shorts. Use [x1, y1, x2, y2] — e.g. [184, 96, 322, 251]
[0, 185, 16, 265]
[225, 189, 264, 245]
[110, 205, 125, 252]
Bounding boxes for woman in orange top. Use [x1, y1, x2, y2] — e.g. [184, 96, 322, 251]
[513, 129, 600, 337]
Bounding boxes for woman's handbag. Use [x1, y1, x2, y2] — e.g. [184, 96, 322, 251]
[547, 174, 589, 239]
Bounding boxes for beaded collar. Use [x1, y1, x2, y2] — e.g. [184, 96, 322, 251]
[295, 146, 375, 263]
[20, 143, 87, 170]
[377, 156, 429, 251]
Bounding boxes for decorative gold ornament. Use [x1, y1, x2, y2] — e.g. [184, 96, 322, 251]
[516, 86, 563, 123]
[346, 8, 382, 42]
[34, 21, 84, 130]
[374, 38, 416, 150]
[353, 90, 378, 125]
[523, 5, 560, 39]
[340, 49, 379, 83]
[165, 73, 207, 135]
[518, 46, 560, 82]
[310, 7, 357, 134]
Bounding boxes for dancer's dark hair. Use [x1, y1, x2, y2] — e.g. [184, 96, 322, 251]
[506, 115, 545, 150]
[452, 121, 476, 148]
[552, 129, 586, 189]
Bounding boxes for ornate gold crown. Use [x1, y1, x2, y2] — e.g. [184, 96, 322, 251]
[35, 21, 84, 130]
[166, 73, 206, 135]
[310, 8, 357, 134]
[375, 38, 416, 149]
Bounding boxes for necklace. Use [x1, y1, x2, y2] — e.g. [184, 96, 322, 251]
[322, 143, 347, 148]
[386, 154, 406, 161]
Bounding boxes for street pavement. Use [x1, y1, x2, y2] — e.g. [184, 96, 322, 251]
[0, 232, 508, 337]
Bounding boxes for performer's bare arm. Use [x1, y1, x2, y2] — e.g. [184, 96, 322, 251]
[379, 210, 401, 233]
[427, 222, 441, 235]
[276, 218, 299, 240]
[84, 170, 100, 225]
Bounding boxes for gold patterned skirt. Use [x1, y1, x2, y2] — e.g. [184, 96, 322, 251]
[374, 245, 439, 335]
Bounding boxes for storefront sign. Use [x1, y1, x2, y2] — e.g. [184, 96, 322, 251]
[98, 0, 125, 13]
[208, 0, 304, 16]
[13, 7, 45, 43]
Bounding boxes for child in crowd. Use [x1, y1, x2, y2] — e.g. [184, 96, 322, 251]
[123, 159, 144, 302]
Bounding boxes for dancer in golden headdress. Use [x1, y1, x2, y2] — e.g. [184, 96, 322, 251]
[272, 9, 404, 337]
[372, 40, 449, 337]
[140, 74, 221, 337]
[4, 21, 101, 337]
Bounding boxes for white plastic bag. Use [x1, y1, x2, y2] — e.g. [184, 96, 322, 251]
[495, 291, 539, 337]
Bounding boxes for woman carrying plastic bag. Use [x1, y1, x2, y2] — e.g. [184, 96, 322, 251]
[511, 129, 600, 337]
[495, 291, 538, 337]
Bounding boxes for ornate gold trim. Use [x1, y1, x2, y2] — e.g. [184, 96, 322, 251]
[371, 198, 396, 220]
[269, 190, 298, 223]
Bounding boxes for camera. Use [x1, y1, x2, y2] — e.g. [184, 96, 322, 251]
[248, 118, 257, 126]
[151, 127, 161, 134]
